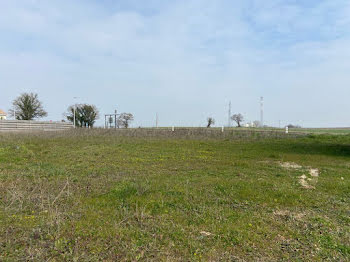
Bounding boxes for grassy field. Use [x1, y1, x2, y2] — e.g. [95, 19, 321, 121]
[143, 126, 350, 136]
[231, 127, 350, 135]
[291, 128, 350, 135]
[0, 130, 349, 261]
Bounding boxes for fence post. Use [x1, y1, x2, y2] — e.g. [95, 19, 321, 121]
[172, 126, 175, 132]
[222, 126, 224, 133]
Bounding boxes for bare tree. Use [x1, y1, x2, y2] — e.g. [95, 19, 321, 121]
[9, 93, 47, 120]
[231, 113, 244, 127]
[207, 117, 215, 128]
[117, 113, 134, 128]
[65, 104, 99, 128]
[253, 120, 261, 127]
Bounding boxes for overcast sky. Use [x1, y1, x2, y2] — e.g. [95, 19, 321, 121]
[1, 0, 349, 127]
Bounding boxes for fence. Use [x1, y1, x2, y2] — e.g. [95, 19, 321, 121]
[0, 120, 73, 131]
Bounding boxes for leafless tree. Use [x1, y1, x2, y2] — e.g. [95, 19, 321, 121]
[117, 113, 134, 128]
[231, 113, 244, 127]
[207, 117, 215, 128]
[253, 120, 261, 127]
[9, 93, 47, 120]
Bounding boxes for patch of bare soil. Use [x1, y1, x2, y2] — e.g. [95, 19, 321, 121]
[280, 162, 320, 189]
[299, 175, 315, 189]
[309, 168, 319, 177]
[274, 210, 306, 221]
[279, 162, 302, 169]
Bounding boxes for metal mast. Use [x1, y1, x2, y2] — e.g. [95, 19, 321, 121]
[260, 97, 264, 127]
[228, 101, 232, 127]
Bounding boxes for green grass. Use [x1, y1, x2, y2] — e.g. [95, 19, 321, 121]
[238, 127, 350, 135]
[0, 130, 349, 261]
[291, 128, 350, 135]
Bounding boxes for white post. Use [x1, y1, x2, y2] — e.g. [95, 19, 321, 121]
[222, 126, 224, 133]
[285, 126, 289, 134]
[172, 126, 174, 132]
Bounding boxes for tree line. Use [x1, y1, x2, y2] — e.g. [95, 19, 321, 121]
[9, 93, 274, 129]
[8, 93, 134, 128]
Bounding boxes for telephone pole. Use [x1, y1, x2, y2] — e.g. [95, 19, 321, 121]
[104, 109, 119, 129]
[156, 113, 159, 128]
[73, 97, 79, 128]
[228, 101, 232, 127]
[260, 97, 264, 127]
[114, 110, 117, 129]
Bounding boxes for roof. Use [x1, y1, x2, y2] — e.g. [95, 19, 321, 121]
[0, 109, 7, 116]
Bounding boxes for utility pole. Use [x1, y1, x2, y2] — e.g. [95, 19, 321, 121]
[104, 110, 119, 129]
[115, 110, 117, 129]
[156, 113, 159, 128]
[228, 101, 232, 127]
[260, 97, 264, 127]
[73, 97, 78, 128]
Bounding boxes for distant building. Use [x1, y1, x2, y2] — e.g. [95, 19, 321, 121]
[0, 109, 7, 120]
[245, 122, 257, 128]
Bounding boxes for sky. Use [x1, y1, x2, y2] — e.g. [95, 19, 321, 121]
[0, 0, 350, 127]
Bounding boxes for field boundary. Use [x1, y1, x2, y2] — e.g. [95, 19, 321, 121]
[74, 127, 306, 140]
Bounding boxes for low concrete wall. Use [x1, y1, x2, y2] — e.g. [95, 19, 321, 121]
[0, 120, 73, 131]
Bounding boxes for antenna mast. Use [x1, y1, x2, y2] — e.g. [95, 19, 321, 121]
[260, 97, 264, 127]
[156, 113, 159, 128]
[228, 101, 232, 127]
